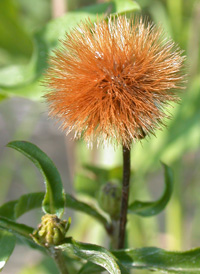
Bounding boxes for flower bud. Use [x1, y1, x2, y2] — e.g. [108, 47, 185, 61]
[98, 182, 122, 220]
[31, 214, 71, 246]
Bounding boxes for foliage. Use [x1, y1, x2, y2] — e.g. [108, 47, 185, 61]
[0, 0, 200, 273]
[0, 140, 199, 273]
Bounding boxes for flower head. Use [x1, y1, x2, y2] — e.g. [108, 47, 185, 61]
[31, 214, 71, 246]
[44, 15, 185, 148]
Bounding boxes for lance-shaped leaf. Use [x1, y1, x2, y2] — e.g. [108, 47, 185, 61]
[78, 261, 129, 274]
[75, 165, 124, 198]
[0, 193, 44, 221]
[65, 194, 108, 227]
[113, 247, 200, 273]
[7, 141, 65, 217]
[0, 216, 46, 253]
[78, 262, 104, 274]
[57, 238, 121, 274]
[129, 163, 173, 216]
[0, 192, 108, 227]
[75, 173, 100, 197]
[0, 230, 16, 271]
[14, 192, 45, 219]
[0, 200, 17, 220]
[0, 216, 33, 243]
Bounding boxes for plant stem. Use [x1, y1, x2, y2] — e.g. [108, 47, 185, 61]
[118, 145, 131, 249]
[49, 247, 69, 274]
[109, 220, 119, 249]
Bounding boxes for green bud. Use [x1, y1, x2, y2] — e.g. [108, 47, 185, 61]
[31, 214, 71, 247]
[98, 181, 122, 220]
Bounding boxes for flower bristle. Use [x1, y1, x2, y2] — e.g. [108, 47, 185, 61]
[44, 15, 185, 148]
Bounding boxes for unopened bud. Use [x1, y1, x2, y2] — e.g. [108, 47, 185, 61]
[98, 182, 121, 220]
[31, 214, 71, 246]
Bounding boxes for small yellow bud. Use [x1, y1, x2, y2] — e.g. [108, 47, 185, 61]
[31, 214, 71, 247]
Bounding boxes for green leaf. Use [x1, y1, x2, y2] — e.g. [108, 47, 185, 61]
[7, 141, 65, 217]
[0, 216, 33, 239]
[17, 236, 46, 253]
[78, 262, 104, 274]
[113, 247, 200, 273]
[0, 230, 16, 271]
[83, 165, 110, 184]
[75, 165, 124, 199]
[128, 163, 173, 216]
[78, 261, 129, 274]
[108, 166, 123, 181]
[65, 194, 108, 227]
[75, 174, 99, 197]
[58, 237, 122, 274]
[84, 165, 123, 183]
[0, 193, 44, 221]
[75, 165, 110, 197]
[0, 200, 17, 220]
[0, 217, 46, 253]
[0, 192, 108, 227]
[15, 192, 44, 219]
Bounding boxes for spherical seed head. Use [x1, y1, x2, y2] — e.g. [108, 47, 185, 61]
[44, 15, 185, 148]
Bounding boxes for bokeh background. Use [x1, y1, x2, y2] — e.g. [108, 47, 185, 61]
[0, 0, 200, 273]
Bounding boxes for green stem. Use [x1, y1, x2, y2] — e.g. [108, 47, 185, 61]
[49, 247, 69, 274]
[109, 220, 119, 249]
[118, 145, 131, 249]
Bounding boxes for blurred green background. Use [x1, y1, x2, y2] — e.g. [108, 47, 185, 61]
[0, 0, 200, 273]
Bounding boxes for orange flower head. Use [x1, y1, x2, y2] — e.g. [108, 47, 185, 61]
[44, 15, 185, 148]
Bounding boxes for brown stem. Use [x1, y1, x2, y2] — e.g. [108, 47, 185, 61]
[118, 145, 131, 249]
